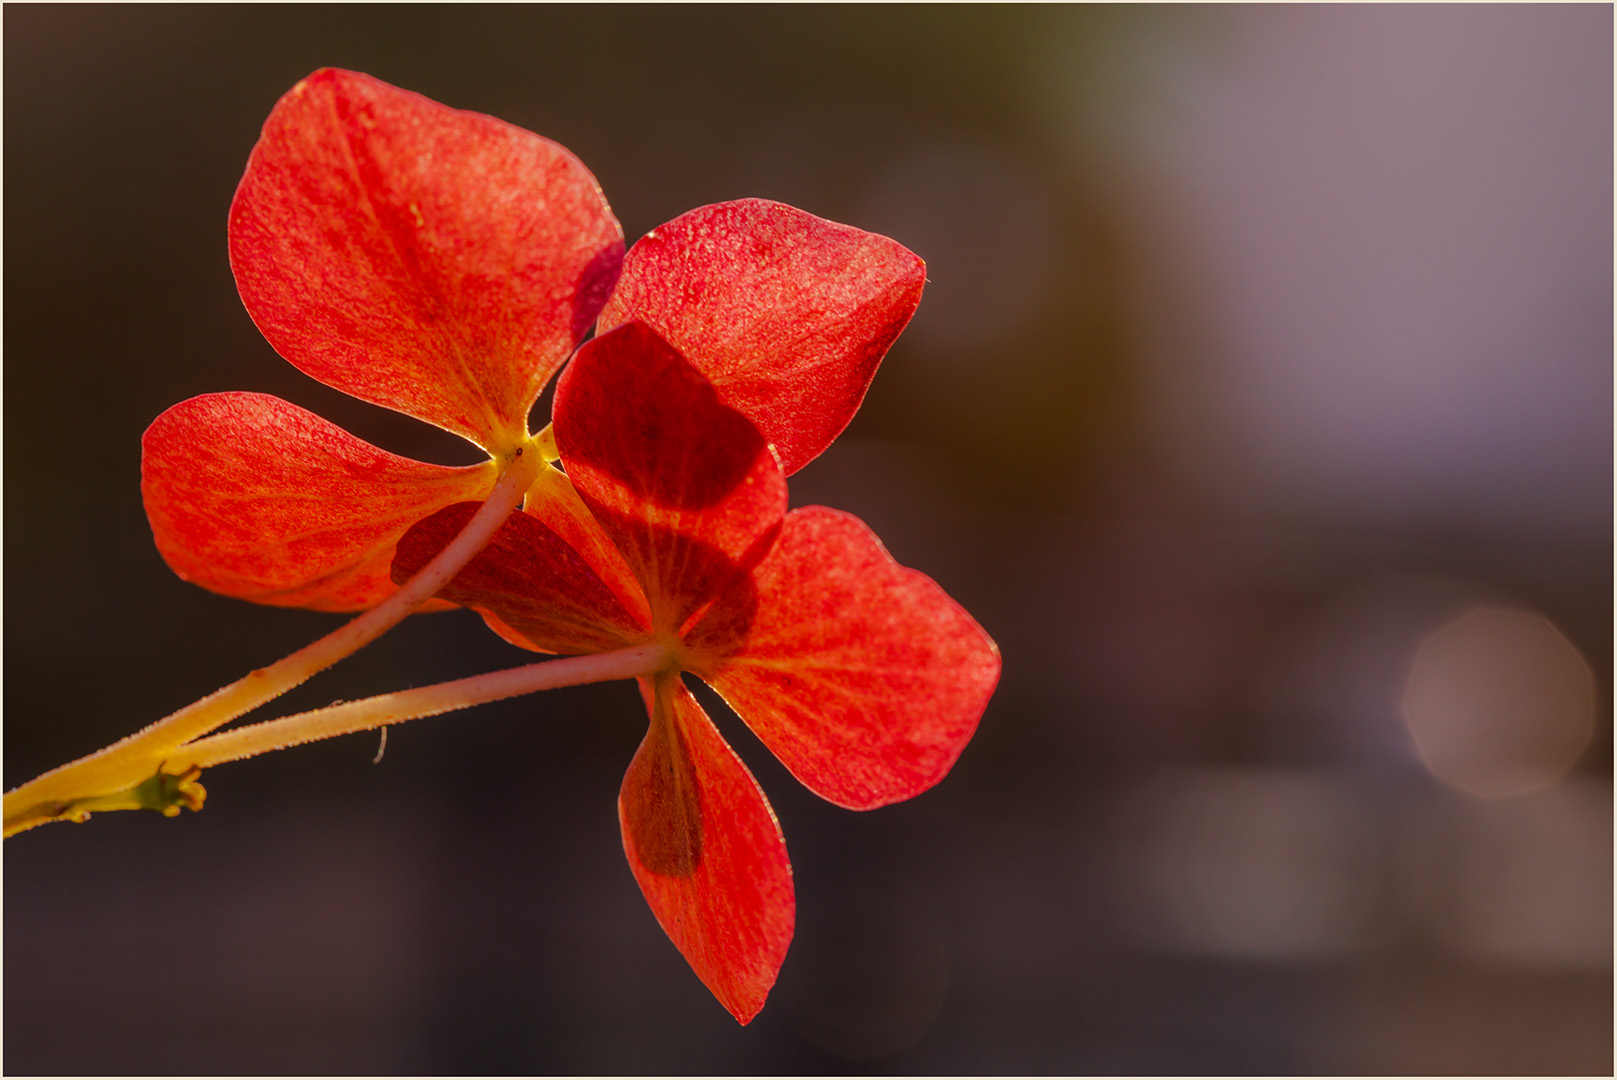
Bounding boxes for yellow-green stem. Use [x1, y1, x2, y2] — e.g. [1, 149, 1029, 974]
[169, 641, 673, 771]
[3, 444, 542, 836]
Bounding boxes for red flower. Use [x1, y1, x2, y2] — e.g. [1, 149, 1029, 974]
[142, 69, 922, 616]
[141, 68, 999, 1024]
[393, 323, 1000, 1023]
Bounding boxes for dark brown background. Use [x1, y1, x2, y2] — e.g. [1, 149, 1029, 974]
[6, 5, 1611, 1073]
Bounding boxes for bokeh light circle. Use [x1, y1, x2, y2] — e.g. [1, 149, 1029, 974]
[1401, 606, 1595, 798]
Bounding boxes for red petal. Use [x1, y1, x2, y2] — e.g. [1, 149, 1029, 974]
[520, 463, 653, 634]
[554, 322, 786, 634]
[619, 674, 794, 1024]
[599, 199, 925, 474]
[391, 496, 647, 655]
[230, 68, 623, 451]
[688, 507, 1000, 810]
[141, 393, 495, 612]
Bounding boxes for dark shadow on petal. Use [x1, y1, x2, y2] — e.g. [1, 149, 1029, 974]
[393, 501, 643, 653]
[679, 520, 778, 663]
[623, 681, 704, 878]
[581, 504, 766, 640]
[570, 243, 625, 346]
[559, 323, 767, 511]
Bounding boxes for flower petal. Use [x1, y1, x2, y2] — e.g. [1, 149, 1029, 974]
[599, 198, 925, 474]
[230, 68, 623, 451]
[141, 392, 496, 612]
[520, 463, 654, 634]
[391, 494, 647, 655]
[554, 322, 786, 634]
[620, 673, 794, 1024]
[688, 506, 1000, 811]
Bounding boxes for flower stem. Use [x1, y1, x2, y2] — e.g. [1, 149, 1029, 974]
[168, 642, 672, 771]
[3, 445, 543, 836]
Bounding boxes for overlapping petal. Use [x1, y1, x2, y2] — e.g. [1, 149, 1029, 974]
[620, 674, 794, 1025]
[391, 497, 647, 655]
[687, 507, 1000, 810]
[142, 392, 496, 612]
[553, 321, 787, 633]
[598, 199, 925, 474]
[230, 67, 624, 451]
[384, 320, 992, 1021]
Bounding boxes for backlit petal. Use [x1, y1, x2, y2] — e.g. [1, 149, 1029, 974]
[142, 392, 495, 612]
[689, 507, 999, 810]
[554, 322, 786, 634]
[599, 199, 924, 474]
[230, 68, 623, 451]
[391, 495, 647, 655]
[520, 463, 653, 634]
[619, 674, 794, 1024]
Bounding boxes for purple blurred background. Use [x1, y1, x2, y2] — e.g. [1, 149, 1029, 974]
[5, 6, 1610, 1073]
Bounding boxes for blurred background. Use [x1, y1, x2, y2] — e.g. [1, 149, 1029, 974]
[5, 6, 1610, 1073]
